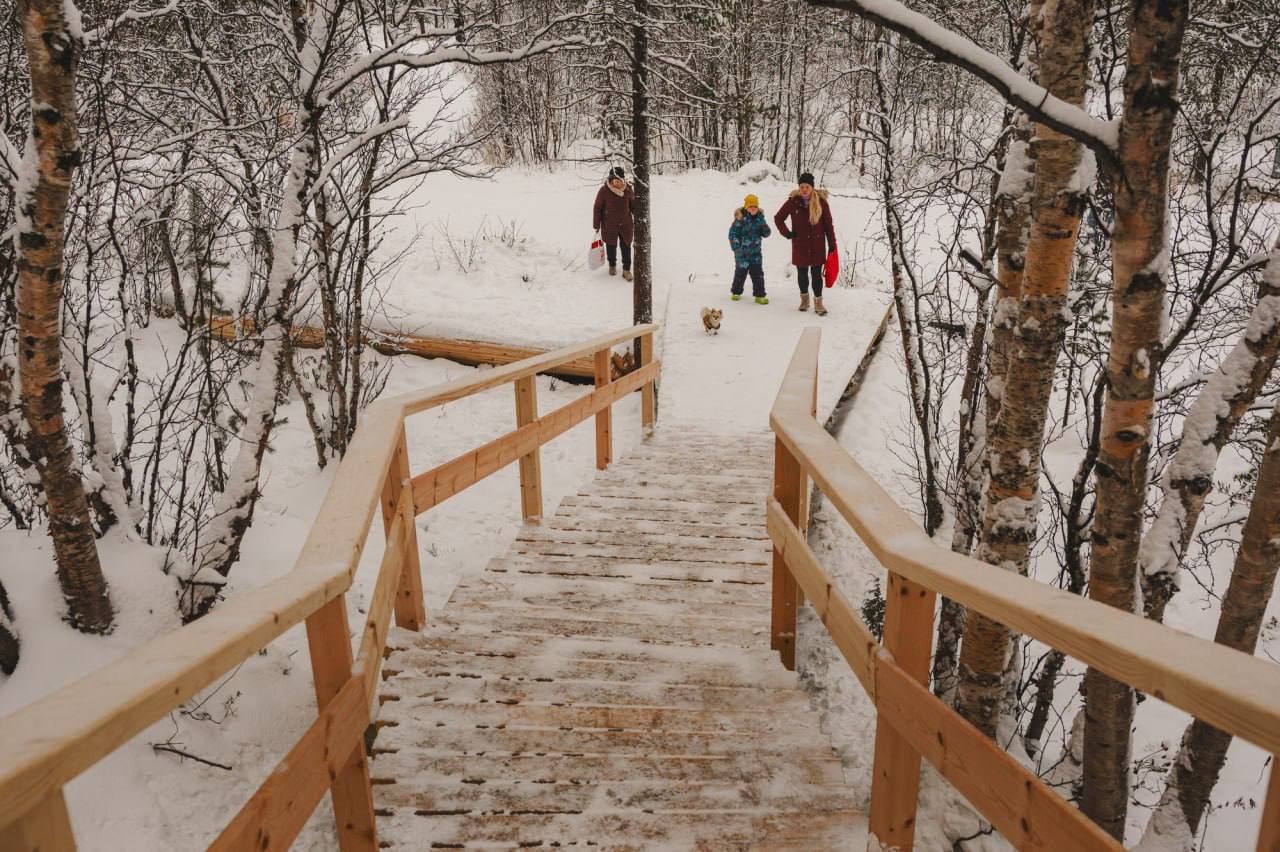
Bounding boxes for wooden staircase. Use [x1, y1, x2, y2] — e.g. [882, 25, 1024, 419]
[370, 430, 862, 849]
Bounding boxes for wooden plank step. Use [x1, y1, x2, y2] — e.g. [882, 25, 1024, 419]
[439, 596, 768, 630]
[383, 651, 799, 691]
[535, 516, 770, 540]
[486, 557, 768, 586]
[579, 484, 762, 505]
[589, 471, 774, 490]
[377, 700, 823, 735]
[517, 525, 770, 549]
[369, 751, 846, 786]
[374, 778, 857, 814]
[511, 539, 770, 566]
[372, 723, 835, 759]
[379, 674, 812, 713]
[446, 572, 771, 611]
[606, 461, 771, 479]
[376, 809, 861, 849]
[425, 613, 766, 650]
[557, 494, 763, 523]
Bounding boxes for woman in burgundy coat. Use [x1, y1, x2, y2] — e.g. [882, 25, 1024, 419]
[773, 172, 836, 315]
[593, 166, 636, 280]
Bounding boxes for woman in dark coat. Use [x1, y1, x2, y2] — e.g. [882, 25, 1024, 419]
[773, 172, 836, 315]
[593, 166, 636, 280]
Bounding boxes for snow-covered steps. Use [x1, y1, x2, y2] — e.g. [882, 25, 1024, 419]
[371, 430, 860, 849]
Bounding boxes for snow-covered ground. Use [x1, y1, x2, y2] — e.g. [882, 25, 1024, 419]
[0, 166, 890, 848]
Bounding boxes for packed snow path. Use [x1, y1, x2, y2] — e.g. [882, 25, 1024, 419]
[371, 429, 860, 848]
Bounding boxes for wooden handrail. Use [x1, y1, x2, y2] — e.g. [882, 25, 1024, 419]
[767, 327, 1280, 850]
[0, 324, 659, 848]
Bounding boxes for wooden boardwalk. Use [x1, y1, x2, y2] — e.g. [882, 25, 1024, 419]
[371, 430, 860, 849]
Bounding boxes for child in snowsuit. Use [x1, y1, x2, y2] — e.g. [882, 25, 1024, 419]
[728, 194, 771, 304]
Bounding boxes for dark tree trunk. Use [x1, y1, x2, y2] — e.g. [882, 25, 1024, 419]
[631, 0, 653, 362]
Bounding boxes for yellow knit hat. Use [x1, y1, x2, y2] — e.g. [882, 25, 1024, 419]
[744, 194, 759, 208]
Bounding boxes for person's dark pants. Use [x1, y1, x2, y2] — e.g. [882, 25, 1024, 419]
[731, 263, 766, 297]
[605, 238, 632, 271]
[796, 265, 822, 294]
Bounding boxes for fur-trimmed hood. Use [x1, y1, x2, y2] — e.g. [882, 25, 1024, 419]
[787, 188, 829, 201]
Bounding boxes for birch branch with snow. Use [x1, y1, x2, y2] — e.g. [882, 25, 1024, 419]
[807, 0, 1119, 158]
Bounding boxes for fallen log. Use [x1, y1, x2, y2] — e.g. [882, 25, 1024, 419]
[209, 316, 596, 382]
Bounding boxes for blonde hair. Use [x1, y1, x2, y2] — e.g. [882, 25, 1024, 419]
[807, 191, 822, 226]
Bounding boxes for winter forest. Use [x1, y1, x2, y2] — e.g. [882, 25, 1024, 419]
[1, 0, 1278, 848]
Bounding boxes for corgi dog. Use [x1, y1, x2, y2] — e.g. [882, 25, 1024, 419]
[700, 307, 723, 335]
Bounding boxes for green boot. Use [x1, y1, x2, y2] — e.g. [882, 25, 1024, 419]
[730, 294, 742, 301]
[755, 296, 769, 305]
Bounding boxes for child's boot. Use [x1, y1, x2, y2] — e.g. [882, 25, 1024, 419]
[814, 296, 828, 316]
[609, 265, 617, 276]
[755, 296, 769, 305]
[799, 293, 810, 312]
[622, 269, 633, 281]
[731, 294, 742, 301]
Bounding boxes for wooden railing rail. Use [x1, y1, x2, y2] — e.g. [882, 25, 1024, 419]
[0, 324, 659, 851]
[767, 327, 1280, 851]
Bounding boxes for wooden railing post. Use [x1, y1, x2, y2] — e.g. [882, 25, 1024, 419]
[305, 598, 377, 852]
[771, 437, 803, 670]
[381, 428, 425, 631]
[640, 331, 656, 433]
[594, 349, 612, 470]
[514, 376, 543, 519]
[1259, 757, 1280, 851]
[868, 572, 937, 851]
[0, 788, 75, 852]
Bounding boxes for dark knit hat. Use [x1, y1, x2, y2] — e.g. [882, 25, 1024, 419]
[609, 166, 626, 181]
[798, 171, 815, 187]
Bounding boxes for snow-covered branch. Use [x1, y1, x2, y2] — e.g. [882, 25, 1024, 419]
[83, 0, 181, 45]
[808, 0, 1119, 157]
[309, 116, 411, 198]
[0, 134, 19, 186]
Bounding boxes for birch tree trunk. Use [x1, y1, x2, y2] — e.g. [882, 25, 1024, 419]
[1082, 0, 1188, 836]
[955, 0, 1094, 737]
[1141, 398, 1280, 846]
[14, 0, 113, 634]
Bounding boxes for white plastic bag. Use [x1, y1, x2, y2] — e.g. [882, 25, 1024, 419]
[588, 237, 606, 271]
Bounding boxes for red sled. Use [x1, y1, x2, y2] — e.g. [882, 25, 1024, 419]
[823, 249, 839, 288]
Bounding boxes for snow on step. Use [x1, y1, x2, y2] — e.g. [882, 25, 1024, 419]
[372, 430, 859, 848]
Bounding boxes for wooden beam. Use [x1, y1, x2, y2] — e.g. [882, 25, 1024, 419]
[0, 788, 75, 852]
[640, 331, 656, 432]
[387, 323, 659, 417]
[411, 360, 659, 514]
[382, 433, 425, 631]
[305, 598, 377, 851]
[515, 376, 544, 520]
[766, 498, 876, 697]
[868, 571, 935, 850]
[594, 350, 613, 470]
[0, 403, 402, 829]
[211, 675, 368, 852]
[209, 316, 595, 380]
[1259, 757, 1280, 852]
[0, 324, 661, 837]
[356, 511, 407, 704]
[875, 661, 1121, 850]
[769, 334, 1280, 754]
[771, 437, 802, 671]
